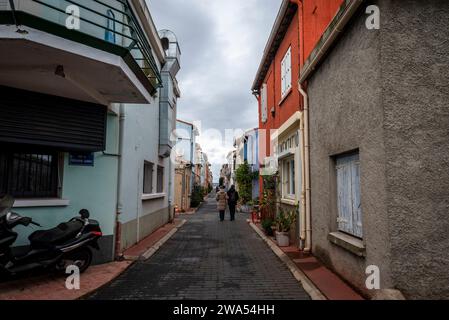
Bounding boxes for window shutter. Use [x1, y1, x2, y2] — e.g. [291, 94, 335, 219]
[351, 159, 363, 238]
[336, 162, 353, 234]
[261, 84, 268, 123]
[336, 153, 363, 238]
[281, 58, 285, 96]
[286, 48, 292, 91]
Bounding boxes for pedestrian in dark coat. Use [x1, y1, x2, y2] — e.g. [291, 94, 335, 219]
[227, 185, 239, 221]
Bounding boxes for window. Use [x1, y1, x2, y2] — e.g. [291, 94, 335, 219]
[281, 46, 292, 98]
[157, 165, 164, 193]
[336, 152, 363, 238]
[260, 83, 268, 123]
[281, 156, 295, 199]
[143, 161, 154, 194]
[105, 10, 116, 44]
[0, 151, 59, 198]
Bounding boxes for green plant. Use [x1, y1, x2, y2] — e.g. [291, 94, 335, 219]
[190, 185, 204, 208]
[261, 218, 274, 236]
[235, 161, 253, 205]
[275, 209, 296, 233]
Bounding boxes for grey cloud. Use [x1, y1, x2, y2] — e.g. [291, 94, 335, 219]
[148, 0, 281, 180]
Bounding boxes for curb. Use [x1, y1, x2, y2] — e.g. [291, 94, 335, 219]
[141, 219, 187, 260]
[248, 220, 327, 300]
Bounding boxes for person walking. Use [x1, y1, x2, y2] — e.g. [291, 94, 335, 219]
[216, 185, 228, 222]
[227, 185, 239, 221]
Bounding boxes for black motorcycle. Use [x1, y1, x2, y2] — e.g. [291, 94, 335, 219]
[0, 195, 102, 278]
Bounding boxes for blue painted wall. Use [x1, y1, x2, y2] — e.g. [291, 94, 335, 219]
[12, 113, 119, 259]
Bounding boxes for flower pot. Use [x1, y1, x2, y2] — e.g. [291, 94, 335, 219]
[275, 231, 290, 247]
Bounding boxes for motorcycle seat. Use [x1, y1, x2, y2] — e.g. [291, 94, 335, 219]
[28, 220, 84, 248]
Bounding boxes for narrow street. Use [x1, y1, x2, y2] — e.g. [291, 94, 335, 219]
[87, 195, 310, 300]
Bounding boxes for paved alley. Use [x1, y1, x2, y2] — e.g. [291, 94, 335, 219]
[87, 196, 310, 300]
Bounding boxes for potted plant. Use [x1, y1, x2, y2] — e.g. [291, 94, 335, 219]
[275, 209, 296, 247]
[261, 218, 274, 236]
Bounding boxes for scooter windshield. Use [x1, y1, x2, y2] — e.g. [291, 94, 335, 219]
[0, 195, 14, 218]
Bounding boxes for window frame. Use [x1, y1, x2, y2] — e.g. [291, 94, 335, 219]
[105, 9, 116, 44]
[0, 149, 61, 199]
[143, 161, 154, 194]
[281, 155, 295, 200]
[156, 165, 164, 194]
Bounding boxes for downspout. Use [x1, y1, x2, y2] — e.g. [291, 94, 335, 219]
[168, 152, 173, 223]
[298, 85, 311, 252]
[299, 111, 306, 250]
[115, 104, 125, 259]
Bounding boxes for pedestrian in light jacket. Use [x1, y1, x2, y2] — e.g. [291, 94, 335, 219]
[216, 186, 228, 222]
[227, 185, 239, 221]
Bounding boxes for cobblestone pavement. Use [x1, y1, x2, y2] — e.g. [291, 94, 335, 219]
[88, 195, 310, 300]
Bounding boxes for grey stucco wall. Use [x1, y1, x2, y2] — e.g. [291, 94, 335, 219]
[307, 0, 449, 299]
[307, 1, 391, 297]
[381, 0, 449, 299]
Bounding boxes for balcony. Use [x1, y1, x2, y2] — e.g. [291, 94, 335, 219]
[0, 0, 162, 104]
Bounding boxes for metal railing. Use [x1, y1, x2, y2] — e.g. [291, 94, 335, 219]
[10, 0, 162, 92]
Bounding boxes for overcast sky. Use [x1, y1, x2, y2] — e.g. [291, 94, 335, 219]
[148, 0, 280, 182]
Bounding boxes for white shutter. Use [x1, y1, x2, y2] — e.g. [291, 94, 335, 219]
[281, 47, 292, 97]
[261, 84, 267, 123]
[286, 48, 292, 92]
[281, 58, 285, 96]
[351, 159, 363, 238]
[336, 153, 363, 238]
[337, 162, 353, 234]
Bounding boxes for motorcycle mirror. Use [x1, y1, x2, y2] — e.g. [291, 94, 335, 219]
[79, 209, 90, 219]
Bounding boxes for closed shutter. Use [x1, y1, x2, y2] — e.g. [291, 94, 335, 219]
[0, 86, 107, 152]
[281, 47, 292, 97]
[285, 47, 292, 92]
[261, 84, 268, 123]
[351, 159, 363, 237]
[0, 0, 8, 9]
[336, 153, 362, 238]
[281, 57, 286, 95]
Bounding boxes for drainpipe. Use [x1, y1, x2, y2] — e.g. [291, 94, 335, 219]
[298, 84, 311, 252]
[168, 154, 173, 223]
[115, 104, 125, 259]
[299, 111, 306, 249]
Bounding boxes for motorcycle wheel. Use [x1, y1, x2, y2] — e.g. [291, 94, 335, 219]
[59, 247, 93, 274]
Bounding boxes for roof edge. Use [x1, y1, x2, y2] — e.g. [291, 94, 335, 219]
[251, 0, 296, 92]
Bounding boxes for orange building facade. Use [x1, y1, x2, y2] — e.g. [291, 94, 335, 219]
[252, 0, 344, 247]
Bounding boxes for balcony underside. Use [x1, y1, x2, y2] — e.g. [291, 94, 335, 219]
[0, 8, 160, 104]
[0, 34, 151, 105]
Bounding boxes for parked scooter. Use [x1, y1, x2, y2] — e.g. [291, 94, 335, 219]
[0, 195, 102, 278]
